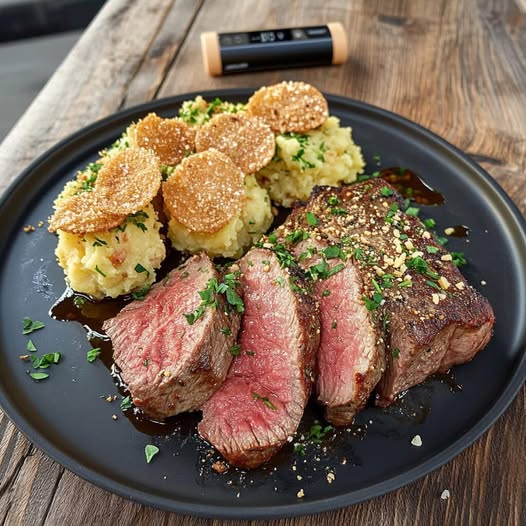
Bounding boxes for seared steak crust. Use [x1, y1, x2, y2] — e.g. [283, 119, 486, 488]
[103, 253, 240, 419]
[198, 248, 319, 468]
[278, 179, 494, 407]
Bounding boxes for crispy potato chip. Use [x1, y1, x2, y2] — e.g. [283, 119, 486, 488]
[195, 113, 275, 173]
[247, 81, 329, 133]
[95, 148, 161, 215]
[162, 150, 245, 234]
[48, 192, 126, 234]
[133, 113, 195, 166]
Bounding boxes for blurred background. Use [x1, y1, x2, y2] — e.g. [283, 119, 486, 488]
[0, 0, 106, 141]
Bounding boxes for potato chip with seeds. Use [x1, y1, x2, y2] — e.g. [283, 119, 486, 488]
[195, 113, 275, 173]
[133, 113, 195, 166]
[95, 148, 162, 215]
[162, 150, 245, 234]
[48, 192, 126, 234]
[247, 81, 328, 133]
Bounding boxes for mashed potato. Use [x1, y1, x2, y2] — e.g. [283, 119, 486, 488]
[55, 204, 166, 299]
[255, 116, 364, 207]
[178, 96, 247, 126]
[166, 175, 272, 258]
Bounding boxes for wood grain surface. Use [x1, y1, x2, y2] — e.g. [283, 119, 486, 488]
[0, 0, 524, 524]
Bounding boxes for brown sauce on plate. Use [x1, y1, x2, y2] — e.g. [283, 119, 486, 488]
[380, 166, 445, 205]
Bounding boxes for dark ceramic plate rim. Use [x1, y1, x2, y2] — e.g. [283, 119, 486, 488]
[0, 90, 525, 519]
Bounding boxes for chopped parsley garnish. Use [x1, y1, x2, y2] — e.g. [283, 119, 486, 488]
[259, 235, 297, 269]
[435, 235, 448, 246]
[145, 444, 159, 463]
[22, 317, 45, 335]
[309, 422, 333, 443]
[398, 280, 413, 288]
[426, 246, 439, 254]
[330, 207, 348, 216]
[220, 327, 232, 336]
[29, 372, 49, 381]
[291, 148, 315, 170]
[252, 392, 276, 410]
[309, 261, 345, 281]
[380, 186, 394, 197]
[305, 212, 318, 226]
[426, 280, 442, 290]
[275, 276, 285, 287]
[184, 273, 244, 325]
[327, 195, 340, 206]
[206, 97, 223, 116]
[285, 229, 309, 244]
[393, 348, 400, 359]
[451, 252, 467, 267]
[73, 296, 87, 307]
[385, 203, 399, 223]
[294, 443, 306, 456]
[92, 237, 108, 247]
[372, 154, 382, 165]
[26, 340, 37, 352]
[322, 289, 331, 297]
[31, 352, 61, 369]
[94, 265, 106, 277]
[131, 285, 150, 301]
[422, 218, 436, 229]
[405, 206, 420, 217]
[229, 344, 241, 356]
[407, 256, 439, 279]
[87, 348, 101, 363]
[332, 321, 337, 329]
[362, 293, 383, 311]
[120, 396, 133, 411]
[283, 132, 310, 146]
[134, 263, 150, 278]
[323, 245, 346, 260]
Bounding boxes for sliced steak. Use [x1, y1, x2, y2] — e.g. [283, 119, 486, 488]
[198, 248, 319, 468]
[269, 229, 385, 426]
[103, 253, 240, 420]
[285, 179, 494, 406]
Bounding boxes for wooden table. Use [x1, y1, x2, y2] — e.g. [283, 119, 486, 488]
[0, 1, 524, 524]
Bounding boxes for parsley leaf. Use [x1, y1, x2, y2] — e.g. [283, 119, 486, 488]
[87, 348, 101, 363]
[305, 212, 318, 226]
[145, 444, 159, 463]
[22, 317, 45, 335]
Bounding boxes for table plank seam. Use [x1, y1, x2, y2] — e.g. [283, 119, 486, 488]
[41, 465, 65, 526]
[115, 0, 180, 112]
[152, 0, 206, 102]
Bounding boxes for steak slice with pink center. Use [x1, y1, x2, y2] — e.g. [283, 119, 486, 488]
[313, 261, 385, 424]
[198, 248, 319, 469]
[103, 253, 240, 420]
[271, 229, 385, 426]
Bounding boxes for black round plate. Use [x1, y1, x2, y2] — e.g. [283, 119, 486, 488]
[0, 90, 525, 519]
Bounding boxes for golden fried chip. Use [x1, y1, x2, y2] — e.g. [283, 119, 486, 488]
[48, 192, 126, 234]
[162, 150, 245, 234]
[134, 113, 195, 166]
[247, 81, 329, 133]
[195, 113, 275, 173]
[95, 148, 161, 215]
